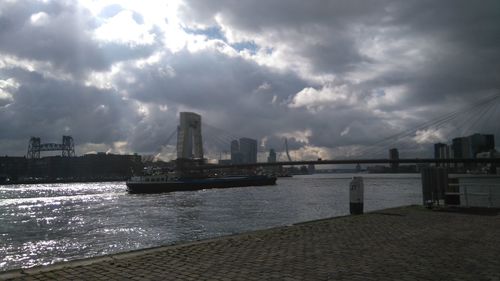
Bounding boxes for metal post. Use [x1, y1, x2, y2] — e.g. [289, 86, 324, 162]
[349, 177, 364, 215]
[464, 185, 469, 207]
[421, 168, 433, 207]
[489, 186, 492, 208]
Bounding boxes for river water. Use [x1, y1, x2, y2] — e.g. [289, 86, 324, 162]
[0, 174, 421, 271]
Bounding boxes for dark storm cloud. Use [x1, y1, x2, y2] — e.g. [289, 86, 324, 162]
[180, 0, 389, 74]
[0, 1, 162, 155]
[0, 68, 136, 155]
[125, 107, 178, 154]
[1, 0, 499, 158]
[0, 1, 106, 74]
[370, 1, 500, 105]
[179, 0, 500, 155]
[180, 0, 387, 31]
[181, 0, 500, 100]
[114, 44, 395, 155]
[115, 47, 310, 152]
[121, 48, 304, 109]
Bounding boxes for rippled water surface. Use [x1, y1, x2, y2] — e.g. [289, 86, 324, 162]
[0, 174, 421, 271]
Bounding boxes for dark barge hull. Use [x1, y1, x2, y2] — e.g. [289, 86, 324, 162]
[126, 176, 277, 194]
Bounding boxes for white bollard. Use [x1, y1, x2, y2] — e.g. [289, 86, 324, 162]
[350, 176, 364, 215]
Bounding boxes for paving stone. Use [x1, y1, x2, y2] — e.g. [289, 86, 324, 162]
[1, 206, 499, 280]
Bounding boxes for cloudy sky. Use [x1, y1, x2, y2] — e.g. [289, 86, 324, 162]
[1, 0, 499, 161]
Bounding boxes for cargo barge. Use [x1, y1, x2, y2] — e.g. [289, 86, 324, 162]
[126, 174, 277, 194]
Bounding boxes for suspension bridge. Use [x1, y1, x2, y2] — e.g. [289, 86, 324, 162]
[155, 93, 500, 170]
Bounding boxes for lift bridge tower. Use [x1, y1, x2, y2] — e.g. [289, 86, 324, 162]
[27, 136, 76, 159]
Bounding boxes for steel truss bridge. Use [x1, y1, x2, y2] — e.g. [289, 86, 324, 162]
[27, 136, 76, 159]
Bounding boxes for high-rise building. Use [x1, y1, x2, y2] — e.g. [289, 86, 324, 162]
[440, 145, 452, 159]
[230, 140, 239, 153]
[469, 133, 495, 157]
[229, 138, 258, 164]
[389, 148, 399, 171]
[267, 149, 276, 163]
[177, 112, 203, 159]
[453, 133, 495, 159]
[239, 138, 258, 164]
[230, 139, 243, 164]
[434, 142, 452, 167]
[452, 137, 471, 159]
[434, 143, 447, 159]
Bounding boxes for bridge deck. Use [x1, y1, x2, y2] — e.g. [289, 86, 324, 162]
[195, 157, 500, 169]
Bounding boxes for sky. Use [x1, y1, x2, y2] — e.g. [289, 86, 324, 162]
[0, 0, 499, 161]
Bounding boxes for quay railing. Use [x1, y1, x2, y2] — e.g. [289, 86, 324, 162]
[421, 168, 500, 209]
[446, 176, 500, 208]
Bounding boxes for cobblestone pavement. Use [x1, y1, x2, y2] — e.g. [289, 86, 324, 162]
[1, 206, 499, 280]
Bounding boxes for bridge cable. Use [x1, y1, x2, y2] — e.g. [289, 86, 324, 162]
[364, 98, 496, 158]
[358, 93, 500, 158]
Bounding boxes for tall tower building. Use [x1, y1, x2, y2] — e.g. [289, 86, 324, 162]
[239, 138, 258, 163]
[452, 137, 472, 159]
[267, 149, 276, 163]
[453, 134, 495, 159]
[177, 112, 203, 159]
[434, 143, 447, 159]
[230, 139, 243, 164]
[389, 148, 399, 172]
[434, 142, 450, 167]
[469, 133, 495, 157]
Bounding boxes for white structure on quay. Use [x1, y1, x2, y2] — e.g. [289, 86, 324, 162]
[177, 112, 203, 159]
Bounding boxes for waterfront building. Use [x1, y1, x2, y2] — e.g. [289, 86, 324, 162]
[1, 153, 142, 182]
[453, 137, 472, 159]
[230, 140, 243, 164]
[267, 149, 277, 163]
[434, 143, 447, 159]
[439, 145, 452, 159]
[229, 138, 257, 164]
[476, 151, 500, 174]
[389, 148, 399, 172]
[307, 164, 316, 174]
[230, 140, 239, 157]
[177, 112, 203, 160]
[218, 159, 232, 165]
[0, 156, 26, 181]
[434, 143, 452, 167]
[239, 138, 258, 163]
[453, 133, 495, 159]
[469, 133, 495, 157]
[356, 163, 362, 172]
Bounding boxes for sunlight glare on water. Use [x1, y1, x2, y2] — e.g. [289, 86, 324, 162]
[0, 174, 421, 271]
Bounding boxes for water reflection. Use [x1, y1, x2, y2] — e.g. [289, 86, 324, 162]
[0, 175, 421, 271]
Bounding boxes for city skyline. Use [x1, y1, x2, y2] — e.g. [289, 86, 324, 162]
[1, 1, 499, 160]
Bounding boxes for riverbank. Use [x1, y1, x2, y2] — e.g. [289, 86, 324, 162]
[1, 205, 498, 280]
